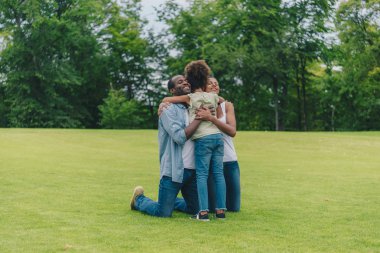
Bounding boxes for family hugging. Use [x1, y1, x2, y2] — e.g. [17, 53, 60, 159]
[130, 60, 241, 221]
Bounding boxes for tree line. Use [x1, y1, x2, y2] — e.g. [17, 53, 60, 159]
[0, 0, 379, 130]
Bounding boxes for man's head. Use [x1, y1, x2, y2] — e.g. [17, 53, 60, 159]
[167, 75, 191, 96]
[184, 60, 211, 92]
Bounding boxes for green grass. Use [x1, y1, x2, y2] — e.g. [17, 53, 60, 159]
[0, 129, 379, 252]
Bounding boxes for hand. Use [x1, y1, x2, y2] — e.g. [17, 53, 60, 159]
[195, 107, 213, 121]
[206, 105, 216, 116]
[158, 102, 171, 116]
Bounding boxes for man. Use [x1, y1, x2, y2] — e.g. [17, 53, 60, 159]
[130, 75, 210, 217]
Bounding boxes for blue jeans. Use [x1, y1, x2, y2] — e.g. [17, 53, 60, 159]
[208, 161, 241, 212]
[194, 133, 226, 212]
[134, 169, 198, 217]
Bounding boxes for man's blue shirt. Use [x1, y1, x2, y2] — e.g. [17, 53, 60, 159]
[158, 103, 188, 183]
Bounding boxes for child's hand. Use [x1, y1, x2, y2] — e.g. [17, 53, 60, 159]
[195, 107, 213, 121]
[206, 105, 216, 116]
[158, 102, 171, 116]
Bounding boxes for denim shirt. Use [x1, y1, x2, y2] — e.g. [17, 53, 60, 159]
[158, 104, 188, 183]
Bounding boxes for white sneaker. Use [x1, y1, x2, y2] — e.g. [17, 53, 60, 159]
[190, 212, 210, 221]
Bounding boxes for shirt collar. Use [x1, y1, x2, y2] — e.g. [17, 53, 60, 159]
[175, 103, 187, 109]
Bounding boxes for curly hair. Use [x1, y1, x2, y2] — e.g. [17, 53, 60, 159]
[184, 60, 211, 92]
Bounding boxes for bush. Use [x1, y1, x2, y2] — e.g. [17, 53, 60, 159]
[99, 89, 150, 129]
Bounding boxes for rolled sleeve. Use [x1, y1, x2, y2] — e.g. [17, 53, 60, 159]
[161, 106, 187, 145]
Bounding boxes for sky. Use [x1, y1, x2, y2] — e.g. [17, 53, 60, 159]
[139, 0, 346, 42]
[140, 0, 188, 32]
[139, 0, 345, 34]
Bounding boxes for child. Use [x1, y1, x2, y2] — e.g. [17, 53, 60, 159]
[162, 60, 227, 221]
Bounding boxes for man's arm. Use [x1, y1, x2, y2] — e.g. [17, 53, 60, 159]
[160, 106, 187, 145]
[160, 106, 201, 144]
[184, 119, 201, 139]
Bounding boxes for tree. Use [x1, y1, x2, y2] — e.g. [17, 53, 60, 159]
[0, 0, 109, 127]
[282, 0, 336, 130]
[100, 1, 165, 128]
[333, 0, 380, 130]
[99, 89, 149, 129]
[0, 0, 162, 128]
[158, 0, 336, 131]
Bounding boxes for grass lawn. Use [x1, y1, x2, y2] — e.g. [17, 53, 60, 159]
[0, 129, 379, 252]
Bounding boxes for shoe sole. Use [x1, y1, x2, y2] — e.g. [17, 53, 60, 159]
[130, 186, 144, 210]
[130, 196, 136, 210]
[190, 217, 210, 222]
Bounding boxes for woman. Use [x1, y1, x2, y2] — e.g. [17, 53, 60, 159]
[203, 77, 241, 212]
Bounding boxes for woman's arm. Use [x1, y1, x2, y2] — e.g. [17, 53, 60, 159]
[162, 95, 190, 104]
[223, 102, 237, 137]
[200, 102, 236, 137]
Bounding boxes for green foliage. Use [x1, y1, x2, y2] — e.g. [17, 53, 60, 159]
[101, 2, 149, 96]
[0, 0, 379, 130]
[99, 1, 165, 128]
[158, 0, 338, 131]
[99, 89, 150, 129]
[0, 0, 158, 128]
[0, 92, 8, 127]
[0, 0, 110, 128]
[327, 0, 380, 130]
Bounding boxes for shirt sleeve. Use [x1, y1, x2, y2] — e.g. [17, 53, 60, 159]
[187, 93, 194, 109]
[160, 105, 187, 145]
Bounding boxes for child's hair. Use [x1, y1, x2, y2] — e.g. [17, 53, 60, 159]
[184, 60, 211, 92]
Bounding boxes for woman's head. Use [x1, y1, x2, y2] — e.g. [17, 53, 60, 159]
[207, 77, 220, 94]
[184, 60, 211, 92]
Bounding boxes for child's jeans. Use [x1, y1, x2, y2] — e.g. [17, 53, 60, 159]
[194, 133, 226, 212]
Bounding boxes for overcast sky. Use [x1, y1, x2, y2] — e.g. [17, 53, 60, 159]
[140, 0, 188, 32]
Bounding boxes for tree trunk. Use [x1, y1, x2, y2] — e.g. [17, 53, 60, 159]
[300, 57, 308, 131]
[273, 76, 279, 131]
[331, 105, 335, 132]
[279, 81, 287, 131]
[296, 68, 302, 131]
[126, 83, 133, 100]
